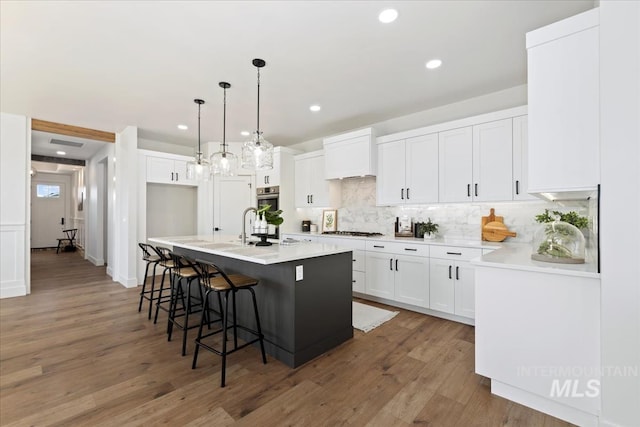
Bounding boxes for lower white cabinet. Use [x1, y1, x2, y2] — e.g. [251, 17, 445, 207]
[365, 242, 429, 308]
[429, 246, 481, 319]
[352, 249, 366, 293]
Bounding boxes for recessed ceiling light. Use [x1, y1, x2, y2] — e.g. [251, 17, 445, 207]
[378, 8, 398, 23]
[177, 124, 188, 130]
[426, 59, 442, 69]
[56, 150, 66, 155]
[309, 105, 321, 112]
[241, 131, 250, 137]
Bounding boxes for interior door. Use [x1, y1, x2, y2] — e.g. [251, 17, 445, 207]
[31, 180, 68, 248]
[214, 175, 253, 238]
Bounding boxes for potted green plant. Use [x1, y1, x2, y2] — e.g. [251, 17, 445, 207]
[256, 204, 284, 227]
[419, 218, 439, 240]
[534, 209, 588, 230]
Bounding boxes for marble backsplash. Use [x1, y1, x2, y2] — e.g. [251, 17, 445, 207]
[294, 177, 596, 246]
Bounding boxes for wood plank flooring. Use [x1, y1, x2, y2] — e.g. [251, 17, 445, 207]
[0, 249, 574, 426]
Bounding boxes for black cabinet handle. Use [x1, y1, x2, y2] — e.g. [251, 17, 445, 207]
[401, 188, 404, 200]
[374, 245, 385, 248]
[310, 195, 313, 204]
[61, 217, 65, 225]
[475, 183, 478, 197]
[448, 265, 452, 279]
[171, 172, 174, 181]
[389, 259, 393, 270]
[446, 252, 462, 255]
[516, 180, 520, 195]
[467, 184, 471, 197]
[307, 195, 310, 204]
[407, 188, 410, 199]
[352, 280, 356, 283]
[214, 227, 220, 231]
[404, 248, 417, 252]
[456, 266, 460, 280]
[176, 173, 179, 181]
[395, 259, 398, 271]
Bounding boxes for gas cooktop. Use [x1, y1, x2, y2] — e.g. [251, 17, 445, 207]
[322, 231, 384, 237]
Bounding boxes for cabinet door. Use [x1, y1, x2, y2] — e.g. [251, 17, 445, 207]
[365, 252, 395, 299]
[453, 260, 475, 319]
[394, 254, 429, 308]
[325, 135, 372, 179]
[429, 258, 454, 314]
[352, 271, 366, 294]
[376, 140, 405, 205]
[294, 157, 312, 207]
[256, 151, 280, 187]
[512, 116, 537, 200]
[438, 127, 473, 202]
[309, 154, 329, 206]
[472, 119, 513, 201]
[528, 25, 599, 192]
[147, 156, 175, 184]
[406, 133, 438, 204]
[173, 159, 196, 186]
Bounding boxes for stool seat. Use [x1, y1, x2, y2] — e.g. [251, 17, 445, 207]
[208, 274, 258, 291]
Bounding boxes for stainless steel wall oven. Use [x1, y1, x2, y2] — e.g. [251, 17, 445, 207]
[256, 185, 279, 239]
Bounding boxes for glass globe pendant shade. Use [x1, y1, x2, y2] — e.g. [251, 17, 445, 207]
[242, 131, 273, 170]
[211, 145, 238, 176]
[186, 152, 211, 181]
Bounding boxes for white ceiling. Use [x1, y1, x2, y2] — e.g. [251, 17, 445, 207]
[1, 1, 594, 149]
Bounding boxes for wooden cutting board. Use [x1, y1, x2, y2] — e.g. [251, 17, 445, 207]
[481, 208, 517, 242]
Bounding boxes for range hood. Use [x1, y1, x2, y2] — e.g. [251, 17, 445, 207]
[530, 187, 598, 201]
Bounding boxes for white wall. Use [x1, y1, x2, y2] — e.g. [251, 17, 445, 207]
[85, 142, 115, 267]
[599, 1, 640, 426]
[289, 84, 528, 152]
[0, 112, 29, 298]
[146, 184, 197, 236]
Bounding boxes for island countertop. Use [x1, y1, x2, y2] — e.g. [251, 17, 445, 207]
[148, 234, 352, 265]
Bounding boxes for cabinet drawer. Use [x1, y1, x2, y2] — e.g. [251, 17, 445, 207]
[352, 270, 365, 293]
[429, 245, 482, 261]
[366, 240, 429, 257]
[352, 249, 365, 271]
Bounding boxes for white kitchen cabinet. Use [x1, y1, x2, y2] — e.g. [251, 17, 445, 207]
[472, 119, 513, 202]
[526, 9, 600, 196]
[438, 127, 473, 202]
[146, 155, 196, 186]
[376, 133, 438, 205]
[352, 249, 366, 293]
[512, 115, 537, 200]
[365, 241, 429, 308]
[294, 151, 341, 207]
[255, 150, 281, 187]
[429, 246, 481, 319]
[324, 128, 376, 179]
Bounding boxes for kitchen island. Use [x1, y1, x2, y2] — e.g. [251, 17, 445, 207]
[148, 235, 354, 368]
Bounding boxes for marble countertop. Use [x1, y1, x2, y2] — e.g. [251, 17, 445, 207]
[471, 242, 600, 279]
[148, 234, 351, 265]
[283, 231, 502, 249]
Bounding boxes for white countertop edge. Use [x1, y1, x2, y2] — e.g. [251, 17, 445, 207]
[149, 235, 352, 265]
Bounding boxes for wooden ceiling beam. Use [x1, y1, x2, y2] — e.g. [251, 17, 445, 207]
[32, 118, 116, 143]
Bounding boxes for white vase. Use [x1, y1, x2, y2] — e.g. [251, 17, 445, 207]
[424, 233, 436, 240]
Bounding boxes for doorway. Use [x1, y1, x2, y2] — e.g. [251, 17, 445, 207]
[213, 175, 253, 237]
[30, 178, 69, 248]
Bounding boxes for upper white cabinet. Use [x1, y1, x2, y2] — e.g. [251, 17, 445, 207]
[146, 155, 195, 186]
[512, 115, 537, 201]
[439, 127, 473, 202]
[376, 133, 438, 205]
[526, 9, 600, 197]
[255, 146, 300, 188]
[472, 119, 513, 202]
[294, 151, 341, 207]
[439, 120, 513, 203]
[324, 128, 376, 179]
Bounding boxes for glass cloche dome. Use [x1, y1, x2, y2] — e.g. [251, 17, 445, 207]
[531, 220, 585, 264]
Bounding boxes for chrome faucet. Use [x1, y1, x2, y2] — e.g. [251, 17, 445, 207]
[241, 207, 257, 245]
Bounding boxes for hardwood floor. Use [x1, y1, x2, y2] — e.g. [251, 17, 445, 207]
[0, 249, 573, 426]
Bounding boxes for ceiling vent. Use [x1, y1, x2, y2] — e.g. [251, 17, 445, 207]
[50, 139, 84, 148]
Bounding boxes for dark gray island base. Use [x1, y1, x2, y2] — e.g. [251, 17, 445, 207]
[177, 247, 353, 368]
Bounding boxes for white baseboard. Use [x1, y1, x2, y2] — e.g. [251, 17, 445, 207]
[87, 254, 105, 266]
[0, 281, 27, 299]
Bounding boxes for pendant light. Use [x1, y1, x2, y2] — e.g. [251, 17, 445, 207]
[241, 58, 274, 170]
[210, 82, 238, 176]
[186, 98, 211, 181]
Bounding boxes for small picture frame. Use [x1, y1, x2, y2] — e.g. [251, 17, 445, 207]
[322, 209, 337, 232]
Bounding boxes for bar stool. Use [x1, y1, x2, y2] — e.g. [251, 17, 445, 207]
[153, 246, 177, 326]
[167, 254, 211, 356]
[137, 243, 162, 319]
[191, 259, 266, 387]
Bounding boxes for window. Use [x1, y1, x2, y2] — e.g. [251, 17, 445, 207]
[36, 184, 60, 198]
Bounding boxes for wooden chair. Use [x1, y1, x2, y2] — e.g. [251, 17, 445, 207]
[56, 229, 77, 254]
[191, 259, 266, 387]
